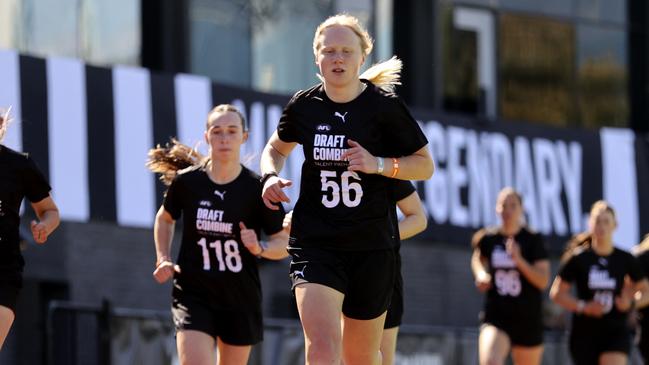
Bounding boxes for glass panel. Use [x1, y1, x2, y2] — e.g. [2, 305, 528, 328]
[499, 14, 576, 126]
[21, 0, 80, 58]
[577, 0, 626, 24]
[0, 0, 20, 49]
[441, 6, 480, 114]
[188, 0, 252, 87]
[577, 25, 627, 128]
[500, 0, 573, 17]
[252, 0, 333, 93]
[81, 0, 140, 66]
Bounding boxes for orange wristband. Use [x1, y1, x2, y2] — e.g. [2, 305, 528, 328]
[390, 158, 399, 178]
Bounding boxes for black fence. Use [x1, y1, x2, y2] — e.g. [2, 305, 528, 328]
[45, 300, 644, 365]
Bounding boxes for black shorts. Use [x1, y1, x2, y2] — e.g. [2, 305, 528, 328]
[0, 274, 22, 314]
[171, 278, 262, 346]
[570, 325, 632, 365]
[288, 246, 396, 320]
[385, 252, 403, 329]
[481, 313, 543, 347]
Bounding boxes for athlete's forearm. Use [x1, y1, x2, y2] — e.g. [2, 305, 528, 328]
[471, 250, 489, 279]
[398, 215, 427, 240]
[380, 146, 434, 180]
[516, 259, 550, 290]
[154, 211, 175, 262]
[261, 143, 287, 175]
[261, 230, 289, 260]
[38, 209, 60, 236]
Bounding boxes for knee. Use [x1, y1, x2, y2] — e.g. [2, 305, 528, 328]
[480, 357, 504, 365]
[306, 336, 341, 363]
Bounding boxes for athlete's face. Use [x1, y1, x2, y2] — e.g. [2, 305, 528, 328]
[496, 193, 522, 226]
[204, 111, 247, 161]
[589, 208, 616, 240]
[315, 25, 365, 89]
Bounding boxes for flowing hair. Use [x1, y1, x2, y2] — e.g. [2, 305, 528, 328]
[561, 200, 617, 263]
[313, 14, 402, 93]
[0, 106, 13, 143]
[146, 139, 206, 186]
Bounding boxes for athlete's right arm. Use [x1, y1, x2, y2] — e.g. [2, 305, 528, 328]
[471, 249, 491, 292]
[260, 131, 297, 210]
[153, 206, 180, 283]
[549, 276, 605, 317]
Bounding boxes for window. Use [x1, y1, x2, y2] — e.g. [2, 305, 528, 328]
[499, 14, 576, 126]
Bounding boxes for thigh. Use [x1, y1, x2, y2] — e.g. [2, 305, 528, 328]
[380, 326, 399, 365]
[343, 249, 395, 320]
[599, 352, 628, 365]
[176, 329, 216, 365]
[295, 283, 345, 355]
[342, 313, 386, 365]
[511, 345, 544, 365]
[479, 324, 511, 365]
[216, 338, 251, 365]
[0, 305, 15, 351]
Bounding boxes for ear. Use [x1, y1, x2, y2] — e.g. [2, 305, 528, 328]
[204, 130, 209, 144]
[242, 131, 249, 143]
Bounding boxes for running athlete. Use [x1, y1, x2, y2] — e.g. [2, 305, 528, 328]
[632, 234, 649, 363]
[260, 14, 434, 365]
[382, 180, 427, 365]
[148, 104, 290, 365]
[550, 201, 649, 365]
[0, 107, 60, 350]
[471, 187, 549, 365]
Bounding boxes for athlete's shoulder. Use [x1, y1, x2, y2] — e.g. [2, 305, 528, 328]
[288, 84, 323, 105]
[613, 247, 635, 259]
[521, 226, 543, 239]
[239, 165, 262, 185]
[0, 145, 30, 163]
[472, 227, 496, 248]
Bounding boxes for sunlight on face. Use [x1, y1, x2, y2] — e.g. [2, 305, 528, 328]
[204, 111, 247, 160]
[316, 25, 365, 87]
[589, 208, 617, 240]
[496, 193, 522, 226]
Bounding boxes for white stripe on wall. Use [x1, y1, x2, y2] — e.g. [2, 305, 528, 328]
[0, 49, 22, 151]
[601, 128, 639, 250]
[113, 66, 155, 227]
[174, 73, 211, 155]
[47, 57, 89, 221]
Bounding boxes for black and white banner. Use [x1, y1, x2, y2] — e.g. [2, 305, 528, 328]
[1, 49, 647, 250]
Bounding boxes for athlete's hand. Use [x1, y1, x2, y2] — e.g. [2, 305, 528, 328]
[153, 258, 181, 284]
[240, 222, 262, 256]
[505, 237, 523, 265]
[30, 220, 49, 244]
[475, 270, 492, 292]
[615, 276, 636, 312]
[262, 176, 292, 210]
[283, 210, 293, 234]
[583, 300, 606, 317]
[342, 139, 378, 174]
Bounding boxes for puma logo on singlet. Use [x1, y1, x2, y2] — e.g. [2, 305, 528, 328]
[334, 111, 348, 123]
[214, 190, 226, 200]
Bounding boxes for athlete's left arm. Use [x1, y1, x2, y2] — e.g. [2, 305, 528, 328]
[343, 142, 434, 180]
[508, 239, 550, 290]
[30, 195, 60, 244]
[396, 192, 427, 240]
[261, 228, 290, 260]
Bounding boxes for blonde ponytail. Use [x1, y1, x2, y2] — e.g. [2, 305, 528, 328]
[146, 139, 206, 186]
[360, 56, 402, 93]
[0, 106, 13, 142]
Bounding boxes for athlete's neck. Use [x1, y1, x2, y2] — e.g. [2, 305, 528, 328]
[324, 80, 366, 103]
[206, 158, 242, 185]
[499, 222, 521, 237]
[591, 236, 614, 256]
